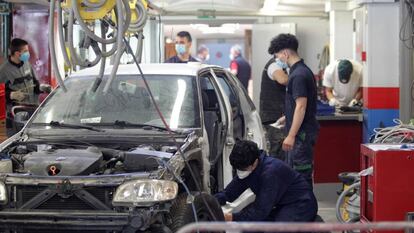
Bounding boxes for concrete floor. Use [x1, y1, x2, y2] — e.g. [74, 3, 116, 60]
[314, 183, 342, 223]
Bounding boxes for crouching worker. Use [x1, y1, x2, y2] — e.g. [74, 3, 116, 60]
[215, 140, 318, 222]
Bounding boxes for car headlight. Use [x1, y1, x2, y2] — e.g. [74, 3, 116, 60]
[113, 179, 178, 206]
[0, 182, 7, 203]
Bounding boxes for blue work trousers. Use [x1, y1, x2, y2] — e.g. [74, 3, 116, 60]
[285, 131, 318, 188]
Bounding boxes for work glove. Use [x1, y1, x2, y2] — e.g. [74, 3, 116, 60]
[270, 116, 285, 129]
[348, 99, 359, 107]
[39, 84, 52, 93]
[328, 98, 339, 107]
[10, 91, 26, 102]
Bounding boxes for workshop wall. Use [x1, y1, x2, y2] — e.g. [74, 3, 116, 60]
[274, 16, 330, 74]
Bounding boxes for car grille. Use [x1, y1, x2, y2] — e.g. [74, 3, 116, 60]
[12, 186, 115, 210]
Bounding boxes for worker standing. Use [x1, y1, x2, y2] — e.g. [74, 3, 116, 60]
[165, 31, 198, 63]
[274, 34, 319, 187]
[196, 44, 210, 64]
[215, 140, 318, 223]
[0, 38, 41, 136]
[229, 44, 251, 90]
[323, 59, 363, 107]
[259, 37, 289, 161]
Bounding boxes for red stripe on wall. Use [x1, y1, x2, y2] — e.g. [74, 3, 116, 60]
[363, 87, 399, 109]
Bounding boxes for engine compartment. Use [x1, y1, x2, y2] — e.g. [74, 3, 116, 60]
[1, 142, 177, 176]
[24, 147, 103, 176]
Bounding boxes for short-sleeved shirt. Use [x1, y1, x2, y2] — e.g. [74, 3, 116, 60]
[322, 60, 362, 106]
[164, 55, 198, 63]
[285, 59, 319, 134]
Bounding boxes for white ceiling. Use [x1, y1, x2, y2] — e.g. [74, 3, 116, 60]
[4, 0, 350, 18]
[151, 0, 330, 16]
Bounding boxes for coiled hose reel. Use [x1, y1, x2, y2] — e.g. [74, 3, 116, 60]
[48, 0, 149, 92]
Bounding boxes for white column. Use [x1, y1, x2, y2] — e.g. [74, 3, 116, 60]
[326, 2, 354, 64]
[352, 0, 400, 142]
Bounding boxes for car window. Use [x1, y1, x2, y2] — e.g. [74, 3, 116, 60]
[30, 75, 200, 129]
[226, 71, 256, 111]
[214, 72, 238, 110]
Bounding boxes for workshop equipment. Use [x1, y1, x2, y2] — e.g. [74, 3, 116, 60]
[48, 0, 152, 91]
[336, 172, 360, 223]
[361, 144, 414, 233]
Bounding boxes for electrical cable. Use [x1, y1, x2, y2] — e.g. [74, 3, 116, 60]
[371, 119, 414, 143]
[159, 159, 199, 228]
[121, 36, 220, 222]
[54, 1, 218, 222]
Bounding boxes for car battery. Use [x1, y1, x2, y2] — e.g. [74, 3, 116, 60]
[360, 144, 414, 233]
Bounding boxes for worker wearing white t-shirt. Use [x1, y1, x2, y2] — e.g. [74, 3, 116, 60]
[322, 59, 363, 107]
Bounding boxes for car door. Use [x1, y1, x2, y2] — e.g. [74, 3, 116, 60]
[208, 68, 235, 187]
[212, 69, 244, 141]
[198, 68, 233, 189]
[224, 70, 266, 150]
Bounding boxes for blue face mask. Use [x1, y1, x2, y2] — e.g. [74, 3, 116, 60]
[175, 44, 186, 55]
[19, 51, 30, 62]
[275, 58, 288, 70]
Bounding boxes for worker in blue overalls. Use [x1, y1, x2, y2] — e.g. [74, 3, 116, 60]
[215, 140, 318, 222]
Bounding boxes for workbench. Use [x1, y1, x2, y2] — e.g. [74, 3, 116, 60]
[313, 113, 363, 183]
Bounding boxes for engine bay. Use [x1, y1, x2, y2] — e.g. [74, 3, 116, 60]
[0, 142, 178, 176]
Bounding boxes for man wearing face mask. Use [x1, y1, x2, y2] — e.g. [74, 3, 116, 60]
[273, 34, 319, 187]
[165, 31, 198, 63]
[214, 140, 317, 222]
[229, 44, 251, 90]
[0, 38, 41, 136]
[323, 59, 363, 107]
[196, 44, 210, 64]
[259, 37, 289, 161]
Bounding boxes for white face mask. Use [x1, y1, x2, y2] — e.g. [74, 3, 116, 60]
[237, 169, 252, 179]
[229, 54, 235, 61]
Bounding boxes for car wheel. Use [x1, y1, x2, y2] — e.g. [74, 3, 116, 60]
[168, 192, 224, 232]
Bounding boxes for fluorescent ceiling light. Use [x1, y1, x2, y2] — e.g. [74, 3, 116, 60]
[260, 0, 280, 14]
[191, 23, 239, 34]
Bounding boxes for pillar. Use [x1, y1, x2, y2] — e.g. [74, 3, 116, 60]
[353, 1, 400, 142]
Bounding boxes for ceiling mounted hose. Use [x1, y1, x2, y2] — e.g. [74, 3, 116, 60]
[48, 0, 151, 92]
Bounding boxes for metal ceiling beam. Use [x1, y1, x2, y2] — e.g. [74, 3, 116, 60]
[161, 10, 327, 18]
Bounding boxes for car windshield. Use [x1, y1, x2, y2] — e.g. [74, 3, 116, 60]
[30, 74, 200, 129]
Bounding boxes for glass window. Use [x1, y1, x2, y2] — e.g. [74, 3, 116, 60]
[30, 75, 200, 129]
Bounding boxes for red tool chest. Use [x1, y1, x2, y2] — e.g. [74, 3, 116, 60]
[361, 144, 414, 233]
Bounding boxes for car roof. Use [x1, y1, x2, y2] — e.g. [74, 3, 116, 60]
[70, 63, 221, 78]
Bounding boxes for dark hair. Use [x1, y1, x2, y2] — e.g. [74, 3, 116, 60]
[177, 31, 192, 42]
[229, 140, 260, 170]
[10, 38, 28, 55]
[268, 33, 299, 54]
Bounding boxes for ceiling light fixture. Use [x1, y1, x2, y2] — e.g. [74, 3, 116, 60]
[260, 0, 280, 15]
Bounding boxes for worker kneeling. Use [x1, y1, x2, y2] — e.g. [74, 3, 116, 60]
[215, 140, 318, 222]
